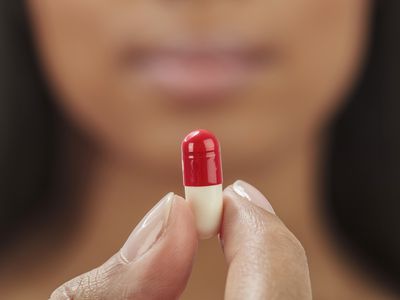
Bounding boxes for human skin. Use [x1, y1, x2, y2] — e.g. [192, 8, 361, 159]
[28, 0, 369, 174]
[5, 0, 397, 299]
[50, 183, 312, 299]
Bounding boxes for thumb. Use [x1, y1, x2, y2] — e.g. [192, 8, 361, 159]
[221, 180, 312, 300]
[50, 193, 198, 300]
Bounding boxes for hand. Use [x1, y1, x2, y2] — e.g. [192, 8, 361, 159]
[50, 181, 311, 299]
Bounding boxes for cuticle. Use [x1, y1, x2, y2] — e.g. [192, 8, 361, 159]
[126, 193, 175, 264]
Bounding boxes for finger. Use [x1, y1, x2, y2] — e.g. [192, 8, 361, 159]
[221, 180, 312, 300]
[50, 193, 198, 300]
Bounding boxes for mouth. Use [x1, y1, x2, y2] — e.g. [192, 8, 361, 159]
[121, 39, 278, 102]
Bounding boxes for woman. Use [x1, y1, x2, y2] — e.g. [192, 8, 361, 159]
[1, 0, 399, 299]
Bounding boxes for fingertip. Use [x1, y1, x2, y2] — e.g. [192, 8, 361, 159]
[170, 193, 197, 231]
[169, 194, 198, 240]
[221, 181, 279, 264]
[172, 194, 185, 202]
[225, 180, 275, 214]
[122, 193, 198, 299]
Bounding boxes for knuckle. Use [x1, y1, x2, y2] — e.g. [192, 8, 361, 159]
[76, 268, 106, 298]
[65, 270, 111, 299]
[50, 286, 72, 300]
[50, 254, 129, 300]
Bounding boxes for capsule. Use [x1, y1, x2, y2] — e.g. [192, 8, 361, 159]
[181, 129, 223, 239]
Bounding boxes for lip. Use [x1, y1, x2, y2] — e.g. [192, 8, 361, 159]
[121, 41, 276, 102]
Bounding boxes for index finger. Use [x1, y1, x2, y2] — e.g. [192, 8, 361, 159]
[220, 180, 312, 300]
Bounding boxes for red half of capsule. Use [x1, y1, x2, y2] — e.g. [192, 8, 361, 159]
[181, 129, 223, 187]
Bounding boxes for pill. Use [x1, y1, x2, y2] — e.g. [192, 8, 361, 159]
[181, 129, 223, 239]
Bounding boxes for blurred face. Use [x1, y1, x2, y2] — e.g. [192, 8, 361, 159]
[28, 0, 370, 173]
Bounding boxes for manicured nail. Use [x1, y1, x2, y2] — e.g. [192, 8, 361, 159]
[232, 180, 275, 214]
[120, 192, 174, 262]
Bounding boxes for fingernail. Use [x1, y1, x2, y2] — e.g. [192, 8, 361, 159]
[120, 192, 174, 262]
[231, 180, 275, 214]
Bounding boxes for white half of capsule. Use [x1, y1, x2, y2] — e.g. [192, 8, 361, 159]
[185, 184, 223, 239]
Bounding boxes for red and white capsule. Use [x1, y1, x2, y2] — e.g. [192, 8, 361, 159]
[181, 129, 223, 239]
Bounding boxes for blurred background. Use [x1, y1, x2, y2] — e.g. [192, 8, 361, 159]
[0, 0, 399, 299]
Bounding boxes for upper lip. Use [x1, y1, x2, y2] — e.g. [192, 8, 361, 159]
[119, 37, 277, 67]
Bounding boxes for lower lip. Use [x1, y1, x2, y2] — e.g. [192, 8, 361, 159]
[130, 50, 269, 101]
